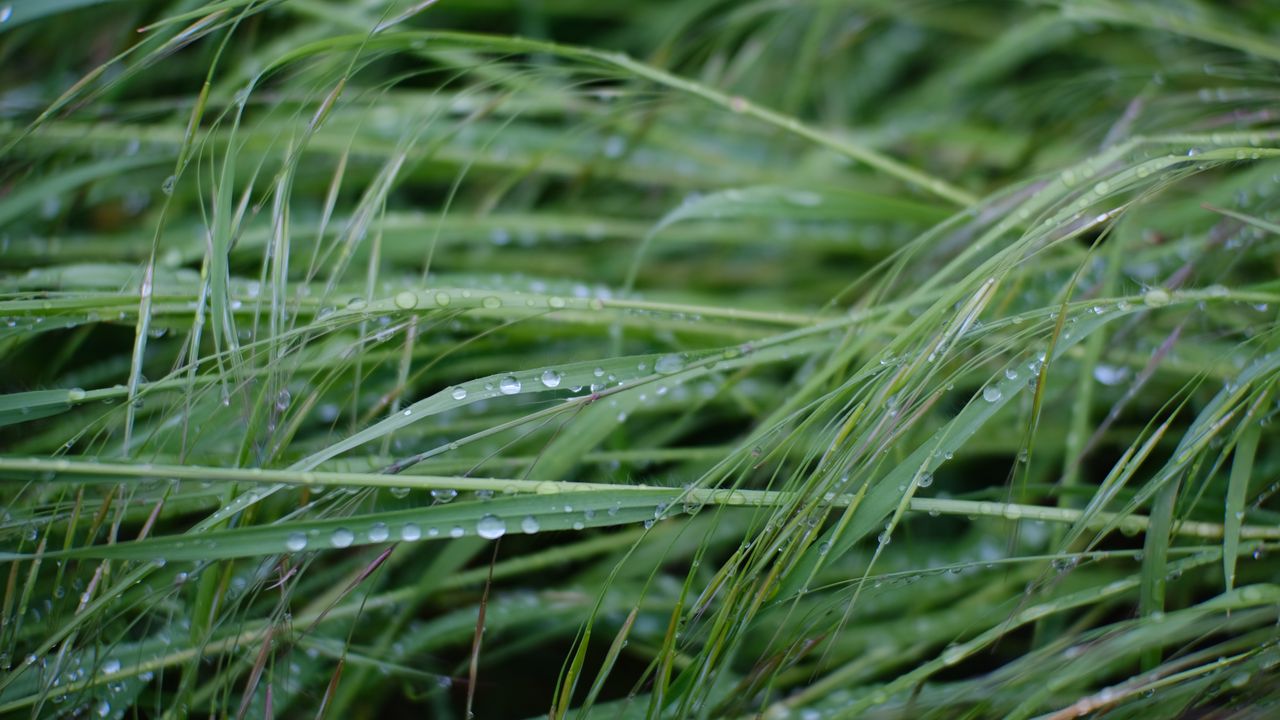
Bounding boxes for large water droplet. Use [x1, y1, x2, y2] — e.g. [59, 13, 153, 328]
[451, 386, 467, 400]
[101, 658, 121, 675]
[434, 291, 451, 307]
[285, 532, 308, 552]
[918, 473, 934, 488]
[521, 516, 540, 534]
[0, 7, 12, 24]
[1093, 364, 1129, 386]
[401, 523, 422, 541]
[482, 296, 502, 309]
[330, 528, 354, 548]
[476, 514, 506, 540]
[275, 388, 291, 412]
[1143, 288, 1171, 307]
[982, 386, 1002, 403]
[394, 291, 418, 309]
[540, 369, 562, 388]
[431, 488, 457, 503]
[655, 354, 685, 374]
[368, 522, 389, 543]
[499, 376, 522, 395]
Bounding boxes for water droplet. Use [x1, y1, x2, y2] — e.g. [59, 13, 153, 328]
[451, 387, 467, 400]
[918, 473, 934, 488]
[540, 370, 562, 388]
[97, 700, 111, 717]
[482, 296, 502, 309]
[521, 516, 540, 534]
[434, 291, 451, 307]
[285, 532, 307, 552]
[1004, 368, 1018, 381]
[101, 658, 121, 675]
[476, 514, 506, 539]
[655, 354, 685, 374]
[394, 291, 418, 309]
[941, 645, 964, 665]
[275, 388, 291, 412]
[401, 523, 422, 541]
[603, 134, 626, 158]
[368, 522, 389, 542]
[161, 175, 176, 195]
[499, 376, 521, 395]
[330, 528, 354, 548]
[1093, 364, 1129, 385]
[982, 386, 1002, 403]
[0, 7, 12, 24]
[1143, 288, 1171, 307]
[431, 488, 457, 503]
[68, 388, 86, 402]
[449, 526, 465, 538]
[786, 190, 823, 207]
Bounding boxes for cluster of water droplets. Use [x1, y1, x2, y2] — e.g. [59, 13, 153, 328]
[280, 504, 637, 552]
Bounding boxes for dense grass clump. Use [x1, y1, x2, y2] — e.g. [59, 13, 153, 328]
[2, 1, 1280, 717]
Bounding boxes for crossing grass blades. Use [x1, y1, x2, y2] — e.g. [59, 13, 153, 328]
[1, 1, 1280, 718]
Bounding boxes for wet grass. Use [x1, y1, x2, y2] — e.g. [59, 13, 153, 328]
[1, 1, 1279, 718]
